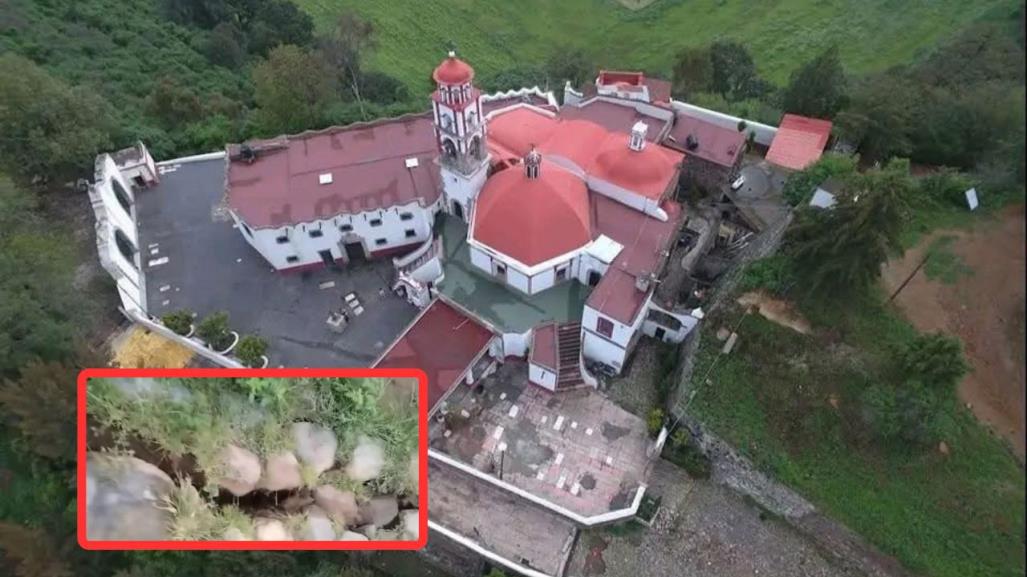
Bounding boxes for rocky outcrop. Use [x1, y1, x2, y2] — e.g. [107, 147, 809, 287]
[359, 495, 399, 527]
[86, 453, 175, 541]
[259, 451, 303, 491]
[313, 485, 360, 525]
[400, 509, 419, 541]
[292, 422, 338, 476]
[345, 436, 385, 482]
[303, 505, 335, 540]
[254, 518, 292, 541]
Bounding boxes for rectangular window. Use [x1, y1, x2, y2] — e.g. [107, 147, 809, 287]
[309, 229, 323, 238]
[555, 266, 567, 282]
[596, 316, 614, 338]
[375, 238, 387, 246]
[369, 218, 383, 227]
[495, 262, 507, 277]
[276, 234, 288, 244]
[286, 255, 299, 263]
[340, 224, 353, 233]
[400, 212, 414, 221]
[405, 229, 416, 238]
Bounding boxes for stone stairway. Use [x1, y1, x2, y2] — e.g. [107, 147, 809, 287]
[556, 322, 584, 389]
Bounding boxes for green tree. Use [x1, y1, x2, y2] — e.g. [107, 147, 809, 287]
[782, 45, 848, 119]
[780, 152, 858, 206]
[0, 522, 73, 577]
[836, 74, 915, 163]
[671, 45, 713, 99]
[785, 159, 911, 296]
[900, 333, 969, 393]
[0, 360, 81, 462]
[709, 40, 768, 101]
[544, 46, 593, 89]
[860, 379, 947, 447]
[317, 10, 377, 119]
[253, 45, 338, 135]
[0, 54, 114, 184]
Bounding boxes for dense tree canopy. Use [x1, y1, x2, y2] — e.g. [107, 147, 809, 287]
[671, 46, 713, 99]
[253, 45, 339, 135]
[781, 45, 847, 119]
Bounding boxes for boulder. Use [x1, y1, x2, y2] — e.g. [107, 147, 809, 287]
[400, 509, 419, 541]
[359, 495, 399, 527]
[292, 422, 338, 475]
[259, 451, 303, 491]
[313, 485, 359, 525]
[302, 505, 336, 541]
[345, 436, 385, 482]
[254, 518, 292, 541]
[354, 524, 377, 539]
[86, 453, 174, 541]
[339, 530, 369, 541]
[111, 377, 192, 404]
[216, 445, 262, 496]
[222, 527, 249, 541]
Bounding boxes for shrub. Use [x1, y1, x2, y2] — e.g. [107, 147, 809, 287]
[646, 408, 665, 437]
[917, 168, 974, 208]
[860, 379, 948, 447]
[235, 335, 268, 368]
[161, 310, 194, 336]
[663, 428, 711, 479]
[900, 332, 969, 394]
[738, 255, 793, 295]
[196, 312, 232, 351]
[781, 152, 858, 206]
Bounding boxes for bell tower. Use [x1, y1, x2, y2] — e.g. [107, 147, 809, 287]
[431, 49, 489, 222]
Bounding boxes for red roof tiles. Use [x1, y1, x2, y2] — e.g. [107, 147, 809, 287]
[589, 136, 683, 200]
[766, 114, 833, 171]
[226, 115, 441, 229]
[666, 113, 746, 168]
[529, 322, 558, 371]
[433, 54, 475, 85]
[374, 299, 494, 413]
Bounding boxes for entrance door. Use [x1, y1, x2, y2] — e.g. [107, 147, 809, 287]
[318, 250, 335, 266]
[587, 270, 602, 287]
[654, 327, 666, 341]
[452, 201, 464, 221]
[344, 241, 366, 264]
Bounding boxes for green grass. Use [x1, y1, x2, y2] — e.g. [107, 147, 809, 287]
[296, 0, 1018, 94]
[688, 290, 1025, 577]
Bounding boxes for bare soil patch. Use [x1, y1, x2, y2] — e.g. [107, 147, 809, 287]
[881, 205, 1026, 459]
[737, 291, 812, 335]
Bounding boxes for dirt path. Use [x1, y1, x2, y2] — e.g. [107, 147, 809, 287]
[881, 205, 1026, 459]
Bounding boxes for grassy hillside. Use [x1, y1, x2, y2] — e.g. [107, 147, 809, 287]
[297, 0, 1019, 92]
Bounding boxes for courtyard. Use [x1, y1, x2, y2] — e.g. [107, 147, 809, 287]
[430, 359, 654, 518]
[135, 157, 419, 367]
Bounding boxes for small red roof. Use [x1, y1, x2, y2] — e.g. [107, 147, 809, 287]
[598, 70, 644, 86]
[766, 114, 833, 171]
[666, 113, 746, 168]
[433, 52, 474, 85]
[374, 299, 494, 413]
[529, 322, 558, 371]
[589, 135, 683, 200]
[472, 159, 592, 267]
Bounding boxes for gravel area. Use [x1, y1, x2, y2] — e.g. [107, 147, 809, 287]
[565, 459, 858, 577]
[604, 340, 660, 418]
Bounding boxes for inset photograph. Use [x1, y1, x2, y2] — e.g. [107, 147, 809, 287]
[79, 369, 425, 549]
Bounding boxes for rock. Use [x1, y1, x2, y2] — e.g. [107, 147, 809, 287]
[407, 452, 419, 496]
[86, 453, 175, 541]
[355, 524, 377, 539]
[222, 527, 248, 541]
[292, 422, 338, 475]
[359, 495, 399, 527]
[345, 436, 385, 482]
[216, 445, 262, 496]
[254, 518, 292, 541]
[281, 492, 315, 513]
[303, 505, 335, 541]
[400, 509, 419, 541]
[339, 530, 369, 541]
[715, 327, 731, 341]
[111, 377, 192, 404]
[313, 485, 359, 525]
[260, 452, 303, 491]
[938, 441, 950, 456]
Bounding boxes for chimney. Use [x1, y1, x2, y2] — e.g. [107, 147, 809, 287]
[634, 273, 651, 292]
[629, 121, 648, 151]
[524, 146, 542, 179]
[685, 133, 699, 151]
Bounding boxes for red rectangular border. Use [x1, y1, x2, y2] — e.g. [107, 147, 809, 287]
[77, 367, 429, 551]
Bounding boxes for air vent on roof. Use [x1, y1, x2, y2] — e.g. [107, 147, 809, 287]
[635, 274, 651, 292]
[404, 157, 420, 169]
[319, 173, 333, 185]
[685, 134, 699, 151]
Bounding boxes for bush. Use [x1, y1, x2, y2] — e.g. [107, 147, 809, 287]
[646, 408, 665, 437]
[235, 335, 268, 368]
[663, 429, 711, 479]
[899, 332, 969, 394]
[196, 311, 232, 351]
[917, 168, 974, 209]
[161, 310, 194, 336]
[738, 255, 793, 295]
[860, 379, 950, 447]
[781, 152, 858, 206]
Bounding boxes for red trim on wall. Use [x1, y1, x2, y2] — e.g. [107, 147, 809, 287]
[278, 261, 326, 274]
[368, 240, 424, 259]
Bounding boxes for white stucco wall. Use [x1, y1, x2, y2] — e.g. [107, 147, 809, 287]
[469, 242, 577, 296]
[670, 100, 779, 146]
[502, 330, 532, 358]
[233, 199, 437, 270]
[580, 302, 647, 372]
[528, 362, 557, 391]
[89, 154, 145, 314]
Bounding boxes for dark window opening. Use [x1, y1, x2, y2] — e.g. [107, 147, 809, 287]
[340, 224, 353, 233]
[369, 218, 383, 227]
[286, 255, 299, 263]
[309, 229, 323, 238]
[405, 229, 416, 238]
[556, 266, 568, 282]
[587, 270, 602, 287]
[276, 234, 288, 244]
[495, 262, 507, 278]
[400, 212, 414, 221]
[111, 179, 132, 214]
[114, 229, 135, 266]
[375, 238, 387, 246]
[596, 316, 614, 338]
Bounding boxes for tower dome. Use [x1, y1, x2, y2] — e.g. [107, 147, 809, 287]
[433, 50, 475, 85]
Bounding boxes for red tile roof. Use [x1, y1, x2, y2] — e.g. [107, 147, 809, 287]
[665, 113, 746, 168]
[596, 70, 672, 104]
[598, 70, 645, 86]
[486, 107, 560, 160]
[471, 160, 592, 267]
[529, 322, 558, 371]
[589, 136, 683, 200]
[587, 195, 684, 324]
[766, 114, 833, 171]
[433, 53, 475, 85]
[374, 299, 494, 413]
[559, 100, 666, 141]
[226, 115, 441, 229]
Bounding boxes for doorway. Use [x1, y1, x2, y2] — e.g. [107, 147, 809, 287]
[318, 250, 335, 266]
[344, 241, 366, 264]
[587, 270, 601, 287]
[452, 201, 464, 221]
[654, 327, 666, 341]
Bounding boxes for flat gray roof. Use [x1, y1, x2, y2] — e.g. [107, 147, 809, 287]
[134, 157, 418, 367]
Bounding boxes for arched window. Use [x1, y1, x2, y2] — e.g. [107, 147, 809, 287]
[469, 136, 481, 160]
[442, 139, 457, 160]
[114, 228, 136, 267]
[111, 179, 132, 214]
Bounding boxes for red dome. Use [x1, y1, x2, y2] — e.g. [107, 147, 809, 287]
[433, 52, 475, 85]
[472, 161, 592, 267]
[589, 135, 683, 200]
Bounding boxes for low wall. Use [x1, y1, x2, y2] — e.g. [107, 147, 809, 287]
[124, 309, 244, 368]
[670, 100, 778, 146]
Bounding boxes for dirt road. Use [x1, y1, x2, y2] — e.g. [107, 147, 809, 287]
[881, 205, 1026, 458]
